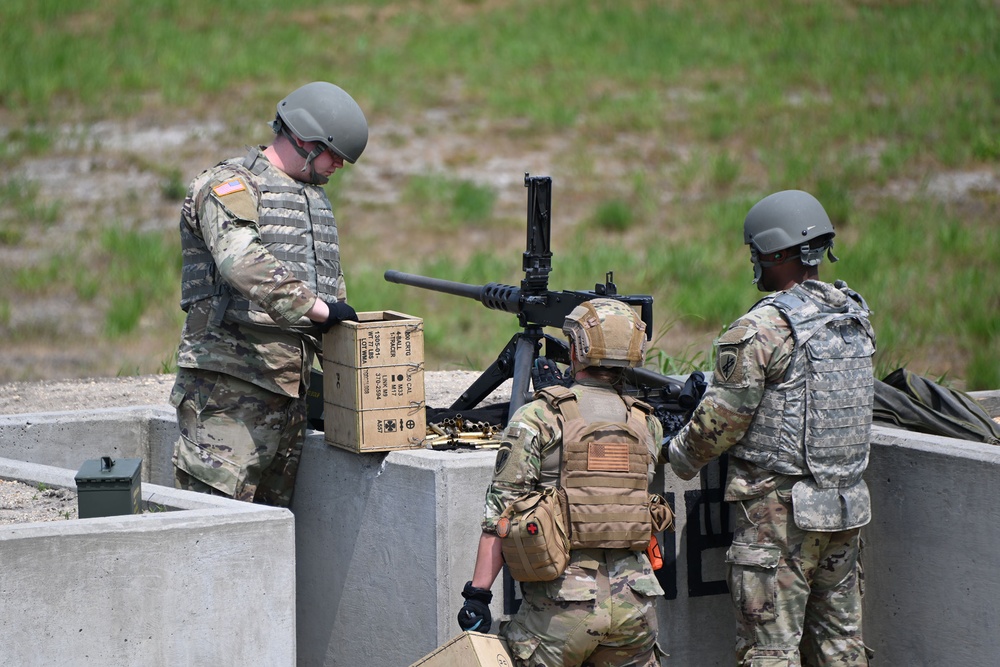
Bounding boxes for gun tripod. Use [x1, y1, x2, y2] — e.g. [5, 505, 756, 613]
[449, 324, 570, 422]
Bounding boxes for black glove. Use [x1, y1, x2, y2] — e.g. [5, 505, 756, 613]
[457, 581, 493, 632]
[678, 371, 707, 410]
[531, 356, 572, 391]
[319, 300, 358, 333]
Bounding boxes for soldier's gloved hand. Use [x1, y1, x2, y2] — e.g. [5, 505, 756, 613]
[457, 581, 493, 632]
[319, 300, 358, 333]
[532, 356, 572, 390]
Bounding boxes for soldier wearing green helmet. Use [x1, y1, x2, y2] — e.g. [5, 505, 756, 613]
[666, 190, 876, 665]
[460, 298, 668, 667]
[170, 81, 368, 507]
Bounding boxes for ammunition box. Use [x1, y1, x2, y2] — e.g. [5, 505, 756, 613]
[74, 457, 142, 519]
[323, 311, 426, 453]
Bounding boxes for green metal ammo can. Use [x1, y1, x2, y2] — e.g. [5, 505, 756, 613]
[74, 456, 142, 519]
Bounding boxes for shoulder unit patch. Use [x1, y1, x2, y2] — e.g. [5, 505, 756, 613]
[717, 346, 740, 383]
[713, 324, 757, 387]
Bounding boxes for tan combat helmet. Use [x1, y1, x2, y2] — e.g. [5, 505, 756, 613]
[562, 298, 646, 368]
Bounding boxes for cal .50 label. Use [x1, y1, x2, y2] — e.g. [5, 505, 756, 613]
[362, 367, 419, 409]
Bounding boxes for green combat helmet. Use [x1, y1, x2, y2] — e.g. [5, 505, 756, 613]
[743, 190, 838, 290]
[270, 81, 368, 183]
[562, 298, 647, 368]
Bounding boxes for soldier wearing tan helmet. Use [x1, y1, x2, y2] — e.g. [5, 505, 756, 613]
[666, 190, 876, 665]
[171, 82, 367, 507]
[460, 298, 671, 667]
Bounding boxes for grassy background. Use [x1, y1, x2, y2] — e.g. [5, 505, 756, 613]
[0, 0, 997, 389]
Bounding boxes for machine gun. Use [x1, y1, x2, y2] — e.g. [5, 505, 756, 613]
[385, 173, 699, 435]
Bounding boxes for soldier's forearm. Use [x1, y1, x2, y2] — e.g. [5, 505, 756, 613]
[471, 532, 504, 590]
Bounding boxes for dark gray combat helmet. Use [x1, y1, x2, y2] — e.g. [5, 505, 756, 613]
[743, 189, 838, 288]
[272, 81, 368, 164]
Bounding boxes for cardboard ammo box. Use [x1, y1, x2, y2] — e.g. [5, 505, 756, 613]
[75, 456, 143, 519]
[323, 310, 426, 453]
[409, 631, 513, 667]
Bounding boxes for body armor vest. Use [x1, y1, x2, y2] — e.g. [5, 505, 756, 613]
[538, 386, 657, 551]
[179, 148, 342, 329]
[730, 282, 875, 486]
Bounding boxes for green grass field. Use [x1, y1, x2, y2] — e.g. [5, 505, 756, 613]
[0, 0, 997, 389]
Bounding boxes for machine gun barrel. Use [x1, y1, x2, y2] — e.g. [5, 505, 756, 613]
[384, 269, 652, 333]
[384, 270, 523, 314]
[385, 270, 483, 301]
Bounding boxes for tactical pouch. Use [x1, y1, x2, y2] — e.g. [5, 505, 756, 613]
[791, 478, 871, 531]
[649, 494, 675, 533]
[498, 487, 571, 582]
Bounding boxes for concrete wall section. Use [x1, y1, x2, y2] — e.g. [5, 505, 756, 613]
[292, 435, 496, 667]
[650, 461, 736, 665]
[0, 406, 179, 486]
[969, 389, 1000, 416]
[292, 431, 739, 667]
[0, 459, 296, 667]
[864, 425, 1000, 665]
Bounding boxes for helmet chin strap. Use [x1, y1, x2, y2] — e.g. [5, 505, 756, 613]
[278, 125, 329, 185]
[749, 247, 778, 289]
[750, 243, 839, 291]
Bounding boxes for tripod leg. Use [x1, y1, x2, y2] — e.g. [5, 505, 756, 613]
[449, 334, 520, 411]
[508, 326, 543, 420]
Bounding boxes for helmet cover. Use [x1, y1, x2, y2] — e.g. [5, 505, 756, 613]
[562, 298, 646, 368]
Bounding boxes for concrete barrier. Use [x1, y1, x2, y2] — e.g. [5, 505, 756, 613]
[1, 387, 997, 666]
[0, 406, 177, 484]
[0, 457, 295, 666]
[865, 424, 1000, 665]
[292, 441, 495, 666]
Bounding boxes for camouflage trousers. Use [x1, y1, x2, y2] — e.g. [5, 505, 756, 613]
[500, 551, 663, 667]
[171, 368, 306, 507]
[726, 488, 871, 667]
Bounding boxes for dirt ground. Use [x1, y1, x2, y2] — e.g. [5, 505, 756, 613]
[0, 370, 498, 415]
[0, 479, 78, 524]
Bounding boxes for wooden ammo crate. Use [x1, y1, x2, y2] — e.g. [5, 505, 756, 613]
[322, 311, 425, 453]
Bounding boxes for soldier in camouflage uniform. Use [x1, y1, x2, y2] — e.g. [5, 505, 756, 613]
[666, 191, 876, 666]
[459, 299, 667, 667]
[170, 82, 368, 507]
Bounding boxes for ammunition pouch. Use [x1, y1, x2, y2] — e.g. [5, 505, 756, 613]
[498, 487, 571, 583]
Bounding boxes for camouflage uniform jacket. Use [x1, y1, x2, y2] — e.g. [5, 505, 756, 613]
[175, 147, 346, 398]
[667, 280, 872, 502]
[484, 379, 665, 598]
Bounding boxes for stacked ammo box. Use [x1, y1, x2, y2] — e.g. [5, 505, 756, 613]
[322, 310, 426, 453]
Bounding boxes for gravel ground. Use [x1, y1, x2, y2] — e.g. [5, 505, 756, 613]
[0, 370, 510, 524]
[0, 479, 78, 524]
[0, 371, 504, 415]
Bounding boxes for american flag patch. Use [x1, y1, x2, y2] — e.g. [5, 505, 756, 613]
[213, 179, 246, 197]
[587, 442, 630, 472]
